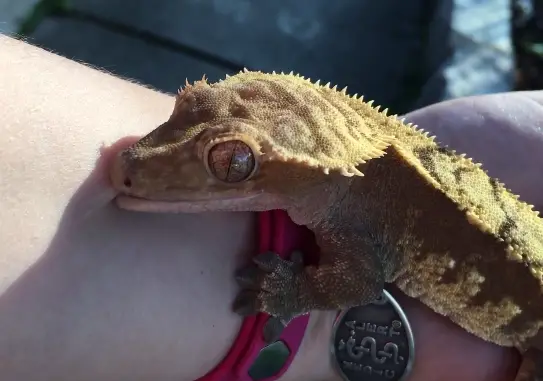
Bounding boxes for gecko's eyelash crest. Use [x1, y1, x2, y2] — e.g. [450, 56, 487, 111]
[205, 139, 257, 183]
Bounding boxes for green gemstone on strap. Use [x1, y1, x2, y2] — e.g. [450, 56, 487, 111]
[248, 340, 291, 380]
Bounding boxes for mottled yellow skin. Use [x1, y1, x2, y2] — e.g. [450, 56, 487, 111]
[110, 71, 543, 380]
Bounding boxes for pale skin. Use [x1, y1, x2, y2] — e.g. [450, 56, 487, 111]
[1, 34, 541, 380]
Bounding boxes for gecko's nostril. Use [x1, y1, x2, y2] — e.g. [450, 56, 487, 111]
[123, 177, 132, 188]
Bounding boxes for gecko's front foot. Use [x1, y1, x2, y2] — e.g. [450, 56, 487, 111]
[234, 249, 384, 342]
[234, 251, 307, 340]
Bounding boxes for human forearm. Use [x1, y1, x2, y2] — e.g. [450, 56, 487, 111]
[0, 35, 254, 381]
[0, 33, 176, 288]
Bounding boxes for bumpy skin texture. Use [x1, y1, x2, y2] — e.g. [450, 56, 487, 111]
[110, 71, 543, 380]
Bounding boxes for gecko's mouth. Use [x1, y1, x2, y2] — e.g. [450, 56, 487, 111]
[114, 193, 261, 213]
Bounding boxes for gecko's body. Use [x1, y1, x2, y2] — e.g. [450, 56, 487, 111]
[110, 71, 543, 380]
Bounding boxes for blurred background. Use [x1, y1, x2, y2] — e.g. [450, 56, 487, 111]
[1, 0, 541, 116]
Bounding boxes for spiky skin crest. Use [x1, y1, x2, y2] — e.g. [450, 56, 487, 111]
[111, 71, 543, 373]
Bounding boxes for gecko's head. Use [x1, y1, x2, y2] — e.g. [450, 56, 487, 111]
[110, 72, 388, 213]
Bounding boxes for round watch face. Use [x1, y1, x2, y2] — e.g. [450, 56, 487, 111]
[331, 289, 415, 381]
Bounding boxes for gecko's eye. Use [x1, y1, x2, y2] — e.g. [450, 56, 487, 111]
[206, 140, 256, 183]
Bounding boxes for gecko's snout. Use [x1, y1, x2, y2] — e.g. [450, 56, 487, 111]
[110, 151, 133, 193]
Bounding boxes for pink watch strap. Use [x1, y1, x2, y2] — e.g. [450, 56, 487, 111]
[195, 210, 314, 381]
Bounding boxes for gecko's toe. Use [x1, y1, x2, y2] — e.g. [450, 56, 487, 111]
[262, 317, 287, 343]
[289, 250, 305, 265]
[233, 289, 261, 316]
[235, 266, 261, 289]
[253, 251, 283, 272]
[233, 250, 307, 317]
[252, 250, 305, 273]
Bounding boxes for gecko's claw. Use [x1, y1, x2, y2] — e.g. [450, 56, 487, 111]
[233, 250, 307, 318]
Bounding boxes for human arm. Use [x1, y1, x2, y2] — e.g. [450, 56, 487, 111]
[0, 34, 258, 381]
